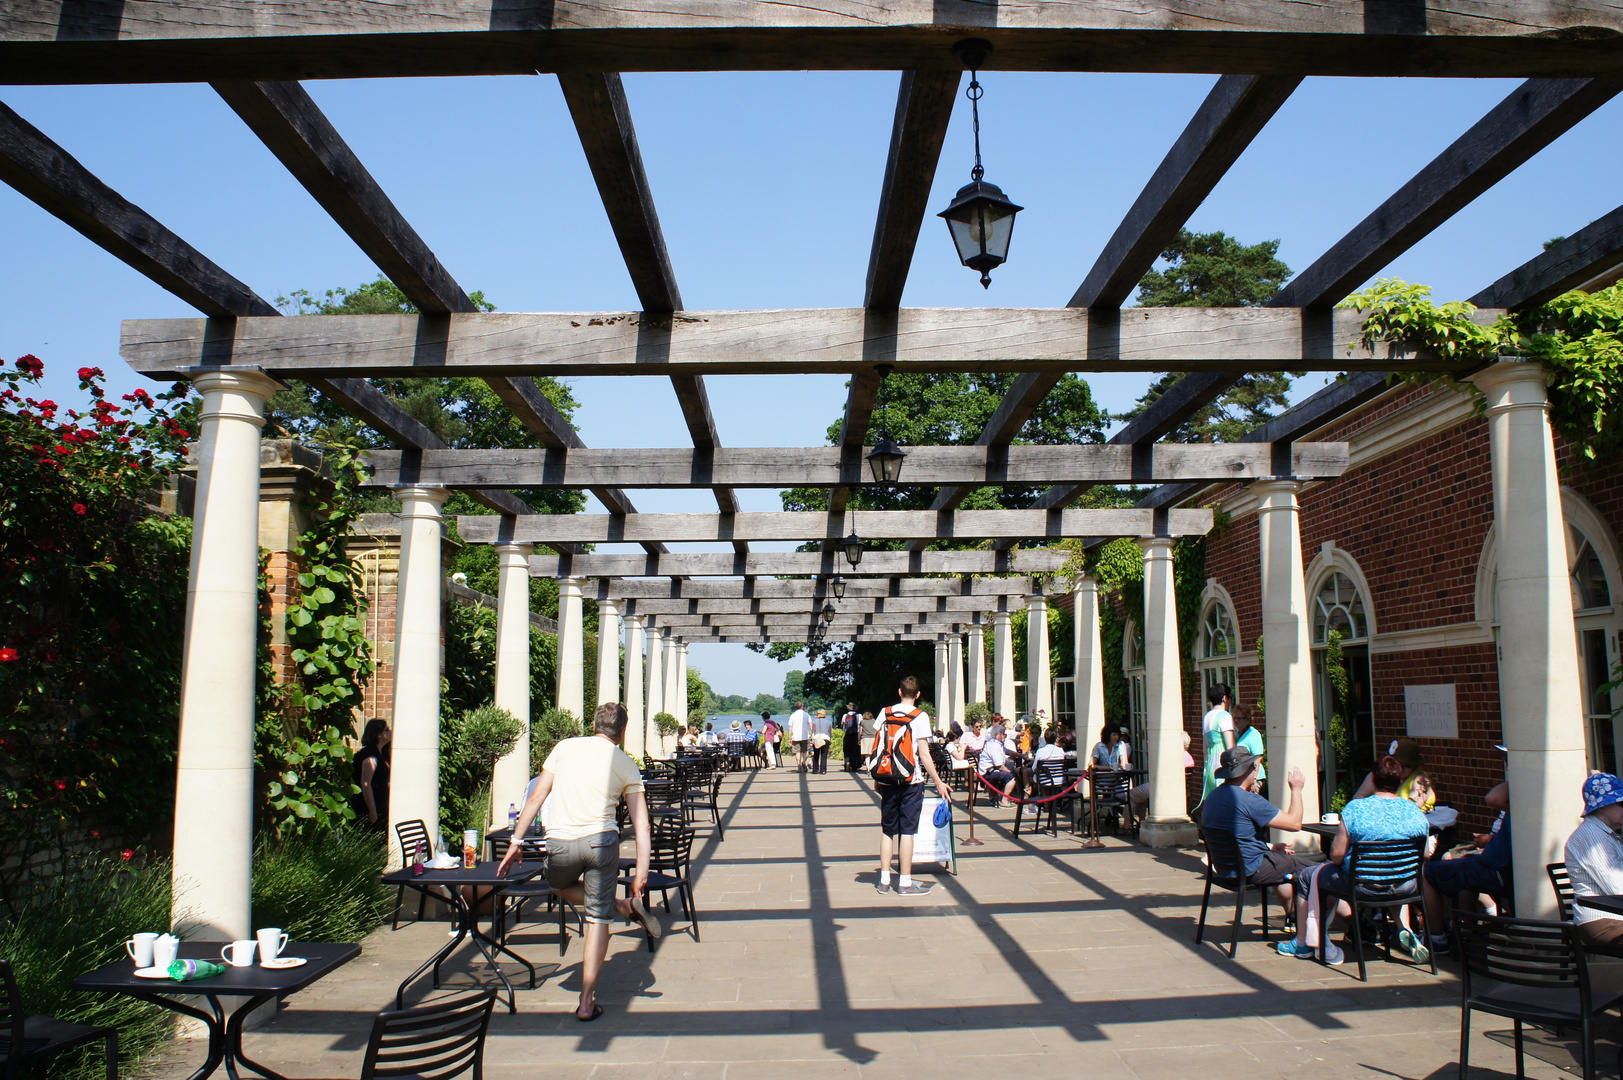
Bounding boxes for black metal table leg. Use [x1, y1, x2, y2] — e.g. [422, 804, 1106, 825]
[132, 993, 228, 1080]
[220, 995, 287, 1080]
[395, 884, 471, 1009]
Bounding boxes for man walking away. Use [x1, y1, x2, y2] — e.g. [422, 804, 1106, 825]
[811, 709, 832, 773]
[788, 701, 811, 773]
[499, 701, 660, 1021]
[872, 675, 952, 896]
[841, 702, 863, 772]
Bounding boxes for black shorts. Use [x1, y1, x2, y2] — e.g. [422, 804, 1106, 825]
[1249, 849, 1314, 887]
[879, 782, 925, 837]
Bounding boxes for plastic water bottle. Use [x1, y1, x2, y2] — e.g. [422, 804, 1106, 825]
[508, 803, 518, 831]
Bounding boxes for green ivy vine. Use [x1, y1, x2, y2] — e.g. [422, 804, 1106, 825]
[1341, 278, 1623, 463]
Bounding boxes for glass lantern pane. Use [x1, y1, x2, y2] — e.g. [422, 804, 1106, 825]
[946, 217, 980, 263]
[984, 211, 1016, 261]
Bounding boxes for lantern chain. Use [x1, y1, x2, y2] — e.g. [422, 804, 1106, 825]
[967, 70, 985, 182]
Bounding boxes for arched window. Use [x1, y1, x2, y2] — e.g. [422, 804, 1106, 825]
[1312, 571, 1369, 646]
[1198, 598, 1239, 702]
[1121, 618, 1147, 754]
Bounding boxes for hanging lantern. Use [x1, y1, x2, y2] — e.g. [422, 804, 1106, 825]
[866, 432, 907, 484]
[831, 574, 847, 600]
[936, 39, 1023, 289]
[842, 532, 864, 568]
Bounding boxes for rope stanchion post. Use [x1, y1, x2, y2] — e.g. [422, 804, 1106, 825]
[1082, 766, 1104, 849]
[962, 764, 984, 846]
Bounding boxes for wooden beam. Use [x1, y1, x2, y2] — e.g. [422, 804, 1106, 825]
[1070, 74, 1301, 310]
[1471, 202, 1623, 310]
[0, 99, 278, 319]
[363, 442, 1348, 489]
[627, 595, 1011, 615]
[532, 549, 1067, 577]
[649, 611, 965, 627]
[458, 506, 1212, 544]
[122, 305, 1497, 378]
[866, 70, 960, 309]
[681, 630, 943, 642]
[594, 577, 1031, 599]
[1272, 78, 1623, 310]
[12, 2, 1623, 83]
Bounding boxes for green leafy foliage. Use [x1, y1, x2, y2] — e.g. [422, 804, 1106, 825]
[439, 704, 522, 837]
[964, 701, 992, 728]
[251, 826, 389, 942]
[530, 708, 585, 777]
[0, 355, 194, 882]
[1342, 279, 1623, 464]
[652, 711, 679, 736]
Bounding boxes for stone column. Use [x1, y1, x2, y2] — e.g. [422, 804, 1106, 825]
[645, 630, 665, 755]
[948, 632, 966, 730]
[662, 631, 681, 730]
[170, 369, 280, 938]
[1074, 577, 1105, 745]
[389, 486, 451, 866]
[555, 577, 585, 723]
[623, 614, 646, 760]
[1474, 360, 1589, 919]
[675, 642, 690, 724]
[1254, 479, 1321, 840]
[1139, 538, 1197, 847]
[490, 542, 534, 815]
[596, 596, 620, 717]
[1026, 591, 1052, 726]
[991, 611, 1016, 720]
[933, 637, 948, 727]
[966, 619, 987, 705]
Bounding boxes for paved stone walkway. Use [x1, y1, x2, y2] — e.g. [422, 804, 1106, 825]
[150, 767, 1602, 1079]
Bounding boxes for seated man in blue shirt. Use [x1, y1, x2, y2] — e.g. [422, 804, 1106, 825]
[1200, 746, 1309, 908]
[1422, 780, 1511, 953]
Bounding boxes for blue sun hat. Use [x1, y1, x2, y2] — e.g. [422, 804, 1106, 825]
[1583, 772, 1623, 816]
[933, 800, 953, 829]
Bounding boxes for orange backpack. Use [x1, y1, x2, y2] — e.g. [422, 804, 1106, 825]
[869, 706, 922, 786]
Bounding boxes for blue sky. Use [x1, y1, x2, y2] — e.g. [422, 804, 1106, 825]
[4, 72, 1621, 696]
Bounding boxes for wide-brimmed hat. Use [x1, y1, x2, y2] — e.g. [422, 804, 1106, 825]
[1387, 737, 1424, 768]
[730, 719, 742, 730]
[1585, 773, 1623, 815]
[1214, 745, 1262, 780]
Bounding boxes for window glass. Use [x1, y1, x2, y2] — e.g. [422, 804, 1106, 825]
[1201, 601, 1237, 659]
[1312, 571, 1368, 645]
[1572, 526, 1612, 610]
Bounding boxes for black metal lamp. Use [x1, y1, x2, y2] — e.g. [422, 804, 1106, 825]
[820, 602, 837, 624]
[937, 39, 1023, 289]
[867, 433, 907, 484]
[831, 574, 847, 600]
[842, 532, 864, 568]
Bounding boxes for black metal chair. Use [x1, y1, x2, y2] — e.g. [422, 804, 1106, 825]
[358, 991, 496, 1080]
[1014, 759, 1079, 838]
[486, 835, 584, 957]
[680, 758, 723, 837]
[1085, 767, 1136, 837]
[1549, 861, 1576, 921]
[620, 820, 699, 946]
[1194, 825, 1271, 958]
[393, 819, 451, 930]
[1456, 911, 1623, 1080]
[0, 958, 117, 1080]
[1337, 837, 1434, 980]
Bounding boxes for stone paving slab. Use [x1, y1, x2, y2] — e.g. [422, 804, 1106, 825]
[139, 767, 1607, 1079]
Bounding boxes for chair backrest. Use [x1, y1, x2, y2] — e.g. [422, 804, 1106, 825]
[361, 991, 496, 1080]
[0, 958, 26, 1080]
[1199, 826, 1248, 884]
[1548, 862, 1575, 922]
[1345, 836, 1425, 890]
[651, 821, 697, 872]
[396, 819, 431, 864]
[1035, 759, 1068, 790]
[487, 835, 546, 862]
[1456, 911, 1586, 1001]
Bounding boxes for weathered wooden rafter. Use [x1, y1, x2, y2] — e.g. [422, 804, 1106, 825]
[460, 506, 1211, 545]
[626, 595, 1011, 615]
[363, 442, 1347, 489]
[1471, 202, 1623, 310]
[648, 610, 965, 627]
[595, 577, 1026, 599]
[532, 549, 1067, 578]
[121, 306, 1493, 377]
[680, 630, 943, 642]
[10, 1, 1623, 83]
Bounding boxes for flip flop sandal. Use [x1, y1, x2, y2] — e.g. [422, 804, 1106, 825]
[575, 1004, 604, 1022]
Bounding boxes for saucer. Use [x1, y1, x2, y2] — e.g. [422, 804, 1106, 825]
[261, 957, 306, 970]
[133, 967, 174, 979]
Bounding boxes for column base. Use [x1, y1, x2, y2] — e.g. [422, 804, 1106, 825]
[1139, 819, 1200, 849]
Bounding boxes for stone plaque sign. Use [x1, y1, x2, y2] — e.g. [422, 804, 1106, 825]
[1405, 683, 1459, 739]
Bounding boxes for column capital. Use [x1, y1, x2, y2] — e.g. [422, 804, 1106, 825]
[1074, 576, 1099, 595]
[190, 367, 285, 404]
[557, 575, 584, 594]
[624, 612, 645, 629]
[598, 596, 621, 616]
[493, 541, 534, 558]
[1252, 477, 1305, 512]
[394, 486, 449, 516]
[1471, 357, 1551, 416]
[1137, 536, 1175, 556]
[989, 610, 1011, 625]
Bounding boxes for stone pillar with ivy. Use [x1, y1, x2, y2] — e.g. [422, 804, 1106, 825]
[1254, 478, 1320, 843]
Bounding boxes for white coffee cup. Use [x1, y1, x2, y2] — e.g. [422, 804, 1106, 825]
[1321, 812, 1340, 824]
[221, 940, 257, 967]
[126, 932, 159, 968]
[256, 928, 289, 963]
[152, 934, 180, 970]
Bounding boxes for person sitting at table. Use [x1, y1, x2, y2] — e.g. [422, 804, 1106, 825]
[723, 719, 752, 764]
[1200, 746, 1310, 910]
[1354, 737, 1434, 812]
[1091, 723, 1130, 771]
[962, 719, 986, 759]
[1232, 704, 1265, 797]
[677, 726, 697, 749]
[1277, 754, 1430, 965]
[1565, 772, 1623, 950]
[946, 728, 970, 771]
[499, 701, 659, 1022]
[698, 722, 719, 748]
[1130, 731, 1194, 818]
[1421, 778, 1511, 955]
[978, 725, 1017, 808]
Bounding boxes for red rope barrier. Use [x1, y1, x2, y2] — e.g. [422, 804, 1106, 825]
[972, 771, 1085, 806]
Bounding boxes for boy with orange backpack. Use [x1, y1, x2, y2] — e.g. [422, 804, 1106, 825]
[869, 674, 953, 896]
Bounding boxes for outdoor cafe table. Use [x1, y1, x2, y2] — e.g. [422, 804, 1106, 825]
[1574, 895, 1623, 918]
[73, 940, 359, 1080]
[381, 861, 542, 1013]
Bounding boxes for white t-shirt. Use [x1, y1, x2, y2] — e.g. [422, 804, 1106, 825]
[1566, 815, 1623, 925]
[1202, 705, 1234, 737]
[788, 709, 810, 741]
[877, 703, 934, 784]
[540, 735, 645, 842]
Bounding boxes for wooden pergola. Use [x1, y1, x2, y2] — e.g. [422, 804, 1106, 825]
[4, 0, 1618, 936]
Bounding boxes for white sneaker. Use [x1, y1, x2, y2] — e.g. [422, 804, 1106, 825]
[1321, 941, 1345, 966]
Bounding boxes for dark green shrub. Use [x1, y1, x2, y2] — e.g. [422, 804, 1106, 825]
[530, 708, 583, 776]
[251, 826, 389, 943]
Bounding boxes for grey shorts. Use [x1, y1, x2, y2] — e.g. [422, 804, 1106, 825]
[545, 830, 620, 923]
